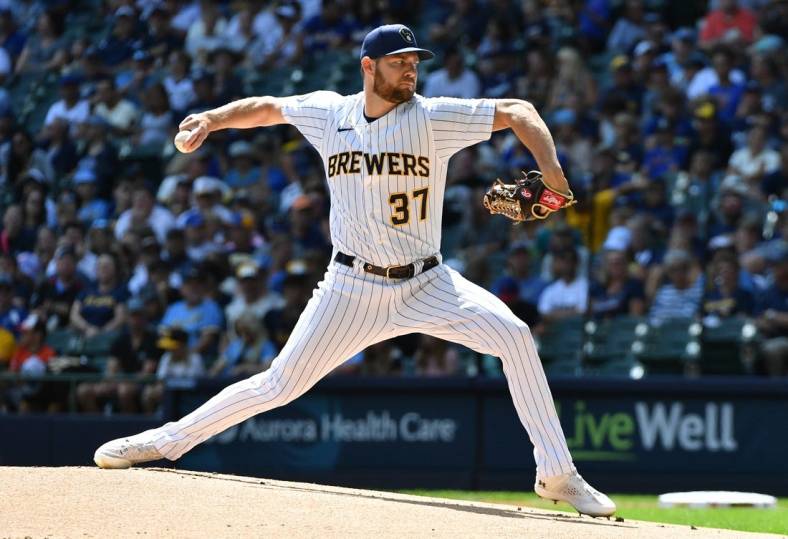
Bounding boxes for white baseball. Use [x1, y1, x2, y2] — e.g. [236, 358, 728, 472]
[174, 130, 193, 153]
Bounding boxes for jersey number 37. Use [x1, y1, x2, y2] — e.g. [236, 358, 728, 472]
[389, 187, 428, 225]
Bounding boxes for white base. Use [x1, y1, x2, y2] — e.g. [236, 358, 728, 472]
[658, 491, 777, 508]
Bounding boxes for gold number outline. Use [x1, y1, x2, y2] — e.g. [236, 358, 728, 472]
[388, 187, 429, 226]
[389, 191, 409, 225]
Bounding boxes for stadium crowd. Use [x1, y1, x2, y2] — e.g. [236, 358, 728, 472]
[0, 0, 786, 414]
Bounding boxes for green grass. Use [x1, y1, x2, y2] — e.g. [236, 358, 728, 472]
[400, 490, 788, 535]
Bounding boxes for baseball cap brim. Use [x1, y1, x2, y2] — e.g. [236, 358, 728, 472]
[381, 47, 435, 60]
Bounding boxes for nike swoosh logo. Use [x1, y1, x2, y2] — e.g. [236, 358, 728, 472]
[337, 127, 353, 132]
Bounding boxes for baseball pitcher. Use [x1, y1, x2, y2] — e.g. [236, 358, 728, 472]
[94, 24, 614, 517]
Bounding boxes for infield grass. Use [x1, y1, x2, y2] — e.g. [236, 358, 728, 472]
[401, 490, 788, 535]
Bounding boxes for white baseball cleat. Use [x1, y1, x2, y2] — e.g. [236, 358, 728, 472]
[534, 471, 616, 517]
[93, 433, 163, 469]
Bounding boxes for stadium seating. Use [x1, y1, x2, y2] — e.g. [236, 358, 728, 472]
[582, 316, 643, 377]
[536, 316, 584, 365]
[699, 317, 758, 375]
[631, 318, 702, 376]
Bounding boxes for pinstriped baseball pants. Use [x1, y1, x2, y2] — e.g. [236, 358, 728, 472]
[148, 261, 576, 477]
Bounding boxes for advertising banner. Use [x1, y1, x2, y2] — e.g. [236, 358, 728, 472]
[177, 390, 477, 479]
[164, 377, 788, 492]
[483, 396, 787, 473]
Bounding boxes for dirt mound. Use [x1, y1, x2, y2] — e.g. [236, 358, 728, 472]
[0, 467, 775, 538]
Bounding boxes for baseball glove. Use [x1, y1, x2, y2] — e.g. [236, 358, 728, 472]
[483, 170, 576, 222]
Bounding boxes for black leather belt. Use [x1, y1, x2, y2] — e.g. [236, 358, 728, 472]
[335, 252, 439, 279]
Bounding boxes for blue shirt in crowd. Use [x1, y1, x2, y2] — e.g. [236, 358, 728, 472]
[162, 299, 224, 349]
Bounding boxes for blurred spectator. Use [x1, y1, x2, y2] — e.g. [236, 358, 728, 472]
[182, 212, 221, 261]
[163, 50, 196, 116]
[687, 46, 746, 101]
[163, 227, 191, 276]
[96, 6, 140, 68]
[413, 335, 461, 376]
[662, 27, 698, 90]
[709, 177, 751, 237]
[21, 176, 51, 227]
[76, 297, 160, 413]
[548, 47, 597, 112]
[248, 3, 304, 70]
[490, 242, 546, 326]
[670, 150, 722, 230]
[302, 0, 355, 53]
[589, 249, 646, 318]
[263, 271, 311, 355]
[93, 77, 139, 137]
[577, 0, 612, 53]
[31, 245, 86, 329]
[115, 184, 175, 244]
[179, 175, 233, 225]
[699, 0, 757, 50]
[1, 203, 35, 254]
[538, 248, 588, 322]
[642, 119, 686, 182]
[40, 118, 78, 181]
[606, 0, 646, 54]
[13, 10, 66, 75]
[687, 101, 734, 169]
[285, 194, 330, 256]
[44, 75, 92, 131]
[225, 262, 283, 332]
[727, 125, 780, 194]
[1, 132, 53, 187]
[649, 249, 703, 323]
[429, 0, 487, 48]
[74, 169, 110, 224]
[761, 143, 787, 199]
[184, 0, 228, 61]
[223, 3, 257, 54]
[210, 310, 272, 378]
[636, 177, 674, 231]
[141, 6, 183, 63]
[210, 46, 244, 103]
[511, 48, 549, 107]
[0, 9, 26, 61]
[0, 272, 25, 335]
[7, 314, 56, 412]
[161, 266, 223, 357]
[423, 47, 481, 99]
[748, 54, 787, 114]
[0, 252, 32, 307]
[142, 326, 204, 413]
[69, 254, 128, 338]
[540, 224, 590, 281]
[701, 249, 755, 320]
[754, 244, 788, 376]
[76, 116, 119, 196]
[224, 141, 261, 189]
[128, 235, 161, 296]
[187, 68, 223, 115]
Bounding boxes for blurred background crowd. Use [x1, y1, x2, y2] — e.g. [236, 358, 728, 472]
[0, 0, 786, 415]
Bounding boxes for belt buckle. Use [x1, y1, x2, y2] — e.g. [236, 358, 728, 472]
[385, 266, 394, 279]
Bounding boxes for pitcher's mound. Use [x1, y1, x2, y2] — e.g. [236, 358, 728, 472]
[0, 467, 770, 538]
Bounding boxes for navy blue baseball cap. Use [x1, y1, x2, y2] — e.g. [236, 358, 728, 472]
[360, 24, 434, 61]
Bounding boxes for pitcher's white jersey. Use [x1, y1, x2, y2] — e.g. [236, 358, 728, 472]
[280, 91, 495, 266]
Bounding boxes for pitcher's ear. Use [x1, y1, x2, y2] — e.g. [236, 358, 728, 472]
[361, 56, 375, 76]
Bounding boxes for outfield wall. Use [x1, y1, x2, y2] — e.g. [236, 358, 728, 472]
[2, 377, 787, 495]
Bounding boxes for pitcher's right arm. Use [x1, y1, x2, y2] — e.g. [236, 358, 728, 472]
[177, 96, 289, 153]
